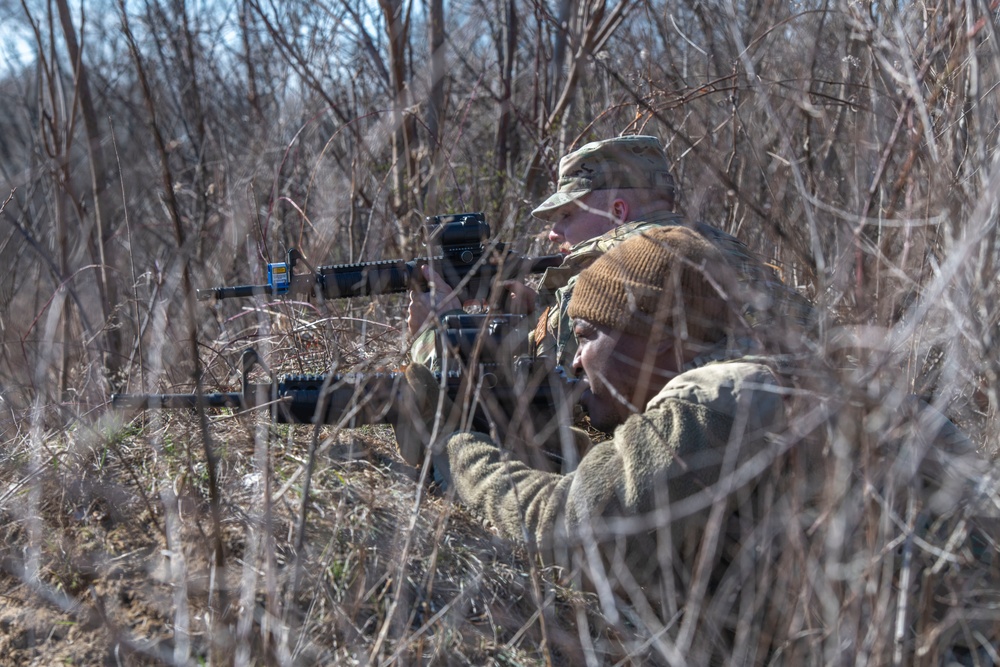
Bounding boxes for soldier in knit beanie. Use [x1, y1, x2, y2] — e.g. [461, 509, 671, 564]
[426, 220, 790, 664]
[564, 226, 749, 433]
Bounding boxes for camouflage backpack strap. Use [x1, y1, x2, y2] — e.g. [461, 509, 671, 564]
[530, 305, 554, 357]
[552, 284, 577, 365]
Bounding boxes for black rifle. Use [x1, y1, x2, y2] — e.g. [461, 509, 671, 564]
[197, 212, 563, 303]
[110, 346, 581, 432]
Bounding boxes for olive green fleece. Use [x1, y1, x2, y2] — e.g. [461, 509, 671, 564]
[444, 360, 787, 590]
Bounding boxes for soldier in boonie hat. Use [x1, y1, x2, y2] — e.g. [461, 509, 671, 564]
[531, 135, 676, 221]
[523, 134, 813, 368]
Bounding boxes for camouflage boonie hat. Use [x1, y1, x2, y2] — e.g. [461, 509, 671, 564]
[531, 135, 676, 221]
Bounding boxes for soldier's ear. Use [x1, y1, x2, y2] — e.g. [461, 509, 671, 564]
[611, 198, 629, 223]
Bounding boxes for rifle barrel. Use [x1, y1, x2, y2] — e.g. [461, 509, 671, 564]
[111, 392, 243, 410]
[196, 285, 274, 301]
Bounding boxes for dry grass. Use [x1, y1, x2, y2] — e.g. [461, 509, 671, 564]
[0, 386, 604, 665]
[3, 0, 1000, 663]
[1, 273, 996, 665]
[0, 309, 642, 664]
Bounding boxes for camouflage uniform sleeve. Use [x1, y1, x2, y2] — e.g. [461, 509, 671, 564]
[408, 308, 467, 370]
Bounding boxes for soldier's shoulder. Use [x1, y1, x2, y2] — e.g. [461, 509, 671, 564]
[568, 216, 681, 259]
[647, 359, 785, 419]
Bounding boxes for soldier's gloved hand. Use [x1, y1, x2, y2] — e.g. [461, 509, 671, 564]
[390, 363, 461, 471]
[499, 279, 538, 315]
[406, 266, 463, 337]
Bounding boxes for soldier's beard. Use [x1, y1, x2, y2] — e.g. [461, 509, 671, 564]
[579, 385, 632, 433]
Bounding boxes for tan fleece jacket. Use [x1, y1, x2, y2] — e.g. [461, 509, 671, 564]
[443, 359, 788, 597]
